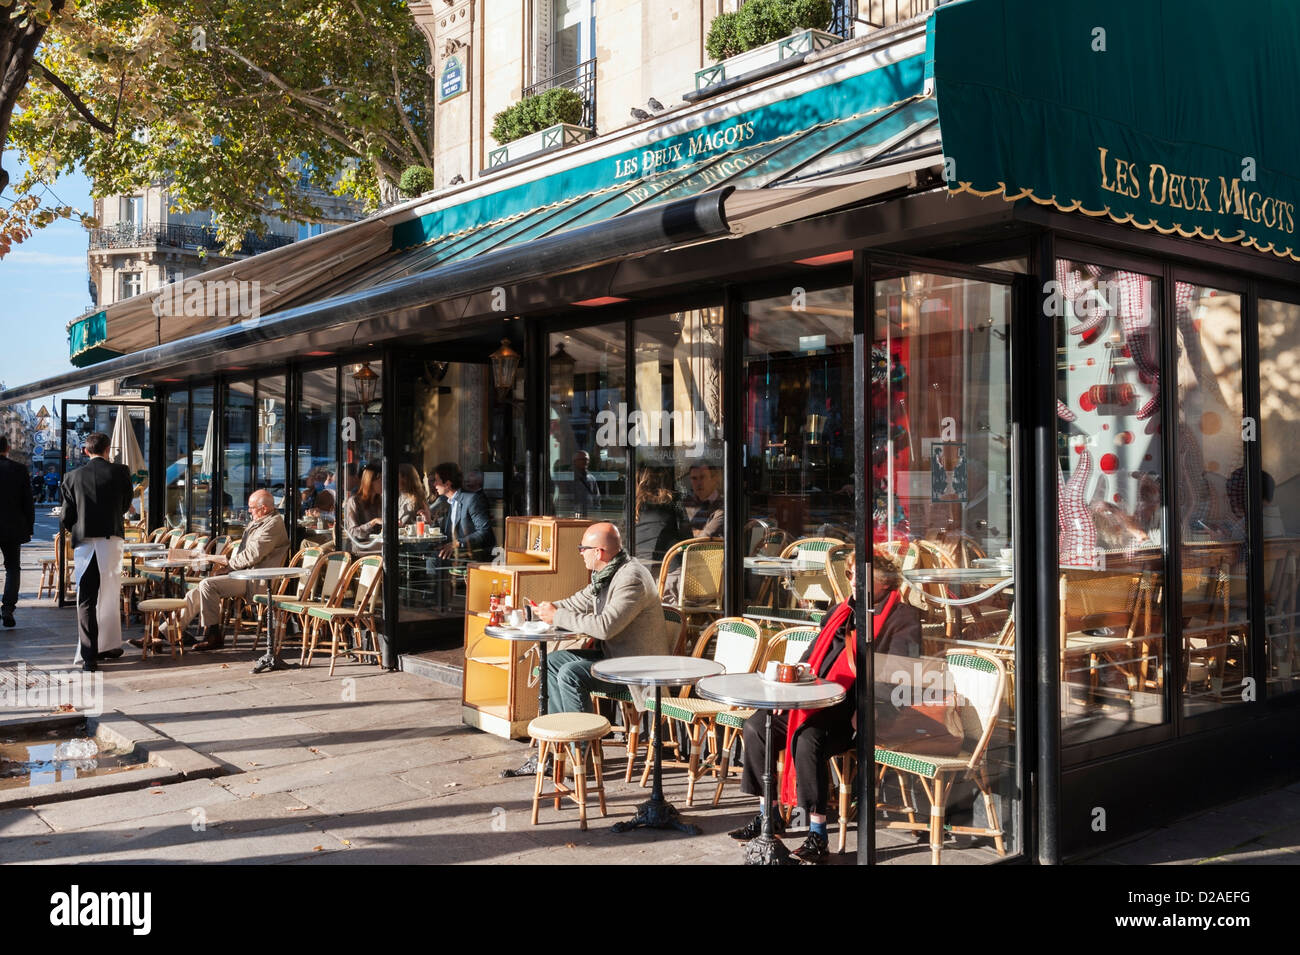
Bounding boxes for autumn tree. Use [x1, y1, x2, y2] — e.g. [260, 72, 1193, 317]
[1, 0, 435, 255]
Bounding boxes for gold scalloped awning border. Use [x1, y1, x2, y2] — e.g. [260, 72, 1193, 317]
[947, 180, 1300, 264]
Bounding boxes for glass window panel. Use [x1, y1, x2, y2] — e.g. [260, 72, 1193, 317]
[1258, 298, 1300, 692]
[872, 271, 1020, 862]
[632, 310, 726, 584]
[223, 382, 254, 529]
[164, 391, 188, 529]
[297, 369, 338, 549]
[190, 387, 215, 534]
[548, 325, 626, 533]
[257, 376, 287, 517]
[342, 360, 384, 554]
[1055, 262, 1168, 740]
[742, 288, 852, 622]
[1175, 283, 1250, 715]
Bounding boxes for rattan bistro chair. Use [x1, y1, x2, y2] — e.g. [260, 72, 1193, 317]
[274, 551, 352, 664]
[712, 625, 819, 806]
[875, 649, 1008, 865]
[643, 616, 763, 805]
[305, 555, 385, 675]
[658, 538, 725, 630]
[591, 606, 688, 782]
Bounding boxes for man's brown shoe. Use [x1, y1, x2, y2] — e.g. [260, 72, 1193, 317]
[192, 625, 225, 652]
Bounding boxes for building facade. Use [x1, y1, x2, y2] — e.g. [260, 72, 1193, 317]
[5, 0, 1298, 866]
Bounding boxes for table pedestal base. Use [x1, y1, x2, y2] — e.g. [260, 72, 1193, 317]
[743, 834, 793, 865]
[612, 796, 701, 835]
[251, 651, 288, 674]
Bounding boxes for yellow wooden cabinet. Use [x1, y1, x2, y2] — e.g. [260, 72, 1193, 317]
[461, 517, 592, 738]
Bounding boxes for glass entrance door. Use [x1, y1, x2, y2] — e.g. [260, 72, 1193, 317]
[869, 266, 1021, 864]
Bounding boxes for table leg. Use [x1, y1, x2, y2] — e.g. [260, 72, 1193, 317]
[612, 684, 701, 835]
[252, 581, 286, 674]
[744, 709, 792, 865]
[501, 638, 548, 778]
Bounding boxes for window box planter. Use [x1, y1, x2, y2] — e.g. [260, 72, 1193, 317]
[694, 28, 843, 94]
[487, 123, 593, 170]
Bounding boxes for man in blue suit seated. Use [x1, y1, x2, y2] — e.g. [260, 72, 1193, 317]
[432, 462, 496, 561]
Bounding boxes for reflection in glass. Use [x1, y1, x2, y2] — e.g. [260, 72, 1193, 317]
[298, 369, 338, 550]
[164, 391, 188, 529]
[1258, 298, 1300, 692]
[632, 310, 724, 584]
[1175, 284, 1251, 714]
[872, 272, 1019, 863]
[547, 327, 626, 533]
[742, 288, 851, 625]
[1054, 262, 1168, 740]
[223, 383, 253, 527]
[191, 387, 215, 533]
[258, 376, 287, 515]
[343, 360, 383, 554]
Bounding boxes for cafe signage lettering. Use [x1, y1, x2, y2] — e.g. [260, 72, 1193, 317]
[1098, 146, 1297, 234]
[613, 120, 758, 180]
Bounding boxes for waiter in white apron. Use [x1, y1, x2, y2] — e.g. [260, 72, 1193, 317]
[61, 432, 135, 671]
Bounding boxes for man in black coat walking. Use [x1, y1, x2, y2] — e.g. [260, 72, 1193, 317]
[0, 435, 35, 628]
[61, 432, 134, 671]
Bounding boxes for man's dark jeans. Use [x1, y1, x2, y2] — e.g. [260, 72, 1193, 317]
[0, 540, 20, 614]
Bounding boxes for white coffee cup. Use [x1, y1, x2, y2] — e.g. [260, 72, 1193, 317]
[763, 661, 780, 681]
[507, 609, 526, 629]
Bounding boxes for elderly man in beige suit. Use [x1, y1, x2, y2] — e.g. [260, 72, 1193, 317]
[535, 522, 670, 714]
[156, 489, 290, 652]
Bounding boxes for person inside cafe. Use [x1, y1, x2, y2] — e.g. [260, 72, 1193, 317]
[683, 463, 723, 538]
[304, 488, 336, 530]
[730, 552, 920, 863]
[146, 488, 289, 652]
[433, 461, 495, 561]
[344, 464, 383, 549]
[633, 465, 686, 571]
[397, 463, 431, 527]
[534, 522, 670, 714]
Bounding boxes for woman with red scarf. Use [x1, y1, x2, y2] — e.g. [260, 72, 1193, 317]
[730, 552, 919, 863]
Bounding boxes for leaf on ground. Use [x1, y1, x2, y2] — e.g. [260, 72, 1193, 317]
[565, 842, 577, 849]
[442, 782, 458, 788]
[220, 664, 230, 669]
[342, 839, 351, 846]
[309, 747, 320, 753]
[247, 762, 259, 767]
[285, 806, 308, 812]
[311, 845, 324, 851]
[150, 789, 164, 795]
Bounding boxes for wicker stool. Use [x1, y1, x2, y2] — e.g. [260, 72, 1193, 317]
[136, 598, 188, 659]
[527, 713, 611, 831]
[37, 558, 59, 599]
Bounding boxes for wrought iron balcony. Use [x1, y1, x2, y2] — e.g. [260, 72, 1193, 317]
[832, 0, 948, 38]
[87, 221, 295, 256]
[523, 57, 597, 133]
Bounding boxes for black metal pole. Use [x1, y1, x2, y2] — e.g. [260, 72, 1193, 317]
[854, 251, 874, 866]
[723, 286, 744, 619]
[382, 347, 399, 668]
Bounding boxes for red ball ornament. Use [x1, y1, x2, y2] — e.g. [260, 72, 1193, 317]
[1078, 391, 1096, 412]
[1099, 453, 1119, 474]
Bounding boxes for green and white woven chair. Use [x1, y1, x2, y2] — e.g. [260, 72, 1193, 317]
[643, 616, 762, 805]
[657, 538, 725, 635]
[306, 555, 385, 675]
[781, 537, 841, 607]
[254, 546, 323, 657]
[591, 605, 687, 782]
[272, 551, 353, 663]
[875, 648, 1008, 865]
[712, 624, 819, 806]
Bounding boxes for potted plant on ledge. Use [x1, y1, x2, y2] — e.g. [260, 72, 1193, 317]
[487, 87, 591, 170]
[695, 0, 838, 96]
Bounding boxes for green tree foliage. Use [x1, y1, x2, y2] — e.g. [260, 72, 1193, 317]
[2, 0, 436, 256]
[706, 0, 833, 62]
[490, 87, 583, 146]
[399, 164, 434, 196]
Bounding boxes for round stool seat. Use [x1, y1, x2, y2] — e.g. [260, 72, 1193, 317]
[528, 713, 611, 742]
[138, 598, 188, 612]
[120, 577, 147, 586]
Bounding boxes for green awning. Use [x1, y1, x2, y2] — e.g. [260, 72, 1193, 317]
[68, 311, 124, 367]
[929, 0, 1300, 261]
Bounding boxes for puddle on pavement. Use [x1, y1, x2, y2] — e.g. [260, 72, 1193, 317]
[0, 722, 147, 790]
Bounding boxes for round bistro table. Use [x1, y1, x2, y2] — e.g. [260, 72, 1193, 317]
[592, 655, 725, 835]
[695, 671, 845, 865]
[228, 566, 309, 674]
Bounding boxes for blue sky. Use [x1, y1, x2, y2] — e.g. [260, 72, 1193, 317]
[0, 150, 96, 414]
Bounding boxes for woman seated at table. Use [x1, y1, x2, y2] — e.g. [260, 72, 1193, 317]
[730, 551, 919, 863]
[344, 464, 383, 550]
[397, 463, 432, 527]
[304, 489, 336, 526]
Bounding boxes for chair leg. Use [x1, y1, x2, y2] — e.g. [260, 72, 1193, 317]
[327, 622, 341, 676]
[553, 746, 566, 811]
[572, 743, 588, 831]
[530, 740, 548, 826]
[640, 715, 658, 788]
[593, 737, 607, 817]
[685, 721, 703, 806]
[712, 725, 738, 807]
[622, 703, 640, 784]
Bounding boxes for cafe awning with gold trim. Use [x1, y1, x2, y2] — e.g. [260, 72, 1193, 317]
[928, 0, 1300, 262]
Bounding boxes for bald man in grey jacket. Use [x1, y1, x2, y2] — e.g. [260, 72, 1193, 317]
[536, 522, 670, 714]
